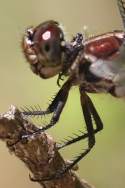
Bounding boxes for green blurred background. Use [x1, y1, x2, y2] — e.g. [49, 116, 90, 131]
[0, 0, 125, 187]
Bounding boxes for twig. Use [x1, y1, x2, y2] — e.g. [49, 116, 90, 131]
[0, 105, 95, 188]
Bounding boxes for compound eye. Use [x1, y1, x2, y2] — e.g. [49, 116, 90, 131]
[23, 20, 65, 79]
[33, 20, 64, 57]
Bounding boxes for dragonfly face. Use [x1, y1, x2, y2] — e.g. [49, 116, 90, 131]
[22, 20, 66, 78]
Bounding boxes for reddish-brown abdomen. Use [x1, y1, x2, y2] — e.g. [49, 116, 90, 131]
[85, 36, 121, 59]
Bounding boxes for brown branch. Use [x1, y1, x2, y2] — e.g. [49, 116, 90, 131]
[0, 105, 95, 188]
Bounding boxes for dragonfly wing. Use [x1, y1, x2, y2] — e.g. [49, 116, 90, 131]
[117, 0, 125, 28]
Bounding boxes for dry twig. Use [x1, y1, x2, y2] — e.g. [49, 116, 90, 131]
[0, 105, 95, 188]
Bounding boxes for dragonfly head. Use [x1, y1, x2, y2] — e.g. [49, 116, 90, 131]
[22, 20, 66, 78]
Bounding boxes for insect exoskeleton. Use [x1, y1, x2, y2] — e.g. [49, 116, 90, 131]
[22, 20, 66, 78]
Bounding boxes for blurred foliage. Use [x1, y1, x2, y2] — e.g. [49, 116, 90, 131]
[0, 0, 125, 188]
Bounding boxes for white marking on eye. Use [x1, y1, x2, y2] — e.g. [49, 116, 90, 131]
[42, 31, 51, 40]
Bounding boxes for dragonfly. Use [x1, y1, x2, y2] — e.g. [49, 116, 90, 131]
[21, 0, 125, 180]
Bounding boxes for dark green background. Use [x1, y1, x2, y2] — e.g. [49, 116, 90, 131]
[0, 0, 125, 187]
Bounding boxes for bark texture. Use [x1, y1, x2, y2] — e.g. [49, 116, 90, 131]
[0, 105, 95, 188]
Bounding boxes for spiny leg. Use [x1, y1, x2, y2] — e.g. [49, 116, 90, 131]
[21, 79, 72, 137]
[24, 78, 72, 116]
[9, 79, 72, 146]
[80, 89, 95, 147]
[117, 0, 125, 28]
[53, 89, 97, 179]
[57, 88, 103, 150]
[36, 78, 72, 132]
[58, 88, 104, 174]
[30, 89, 96, 181]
